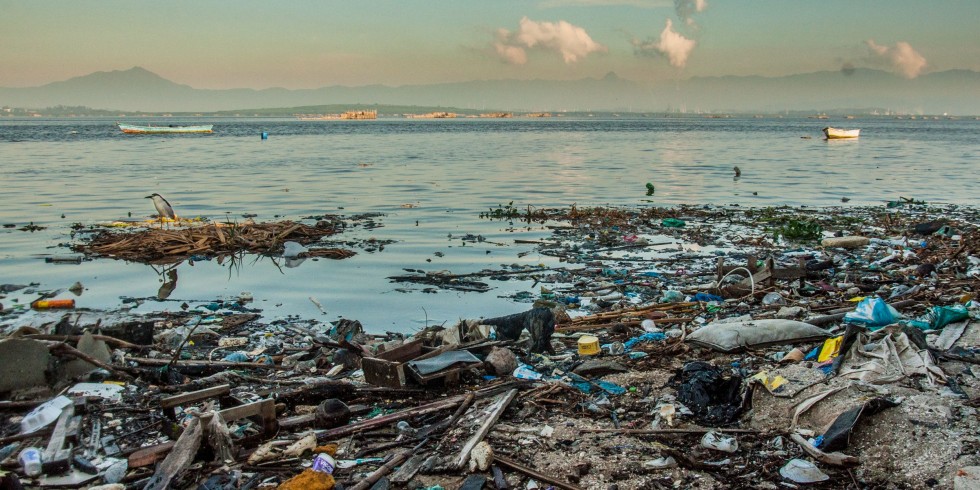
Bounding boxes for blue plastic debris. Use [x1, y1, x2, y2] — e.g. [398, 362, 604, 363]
[843, 297, 903, 329]
[223, 352, 250, 362]
[623, 332, 666, 351]
[691, 292, 724, 303]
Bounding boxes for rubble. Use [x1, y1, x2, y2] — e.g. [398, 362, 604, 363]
[1, 202, 978, 489]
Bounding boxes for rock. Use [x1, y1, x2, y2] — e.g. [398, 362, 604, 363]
[821, 236, 870, 248]
[315, 399, 351, 429]
[484, 346, 518, 376]
[469, 441, 493, 472]
[459, 474, 487, 490]
[572, 359, 629, 377]
[775, 306, 804, 319]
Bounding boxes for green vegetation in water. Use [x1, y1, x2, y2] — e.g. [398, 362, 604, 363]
[481, 201, 522, 220]
[772, 219, 823, 242]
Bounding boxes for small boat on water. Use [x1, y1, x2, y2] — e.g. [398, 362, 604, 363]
[118, 123, 213, 134]
[823, 127, 860, 139]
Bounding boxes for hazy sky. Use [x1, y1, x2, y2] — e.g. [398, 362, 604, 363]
[2, 0, 978, 89]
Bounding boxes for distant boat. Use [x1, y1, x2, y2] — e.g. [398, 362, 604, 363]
[117, 123, 213, 134]
[823, 127, 860, 139]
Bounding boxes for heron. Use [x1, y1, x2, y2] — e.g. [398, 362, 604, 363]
[145, 193, 177, 225]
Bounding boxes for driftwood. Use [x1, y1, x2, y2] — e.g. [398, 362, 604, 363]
[581, 427, 761, 435]
[454, 389, 518, 470]
[144, 416, 203, 490]
[25, 333, 146, 350]
[316, 384, 519, 443]
[47, 341, 138, 379]
[74, 220, 354, 264]
[347, 448, 415, 490]
[127, 357, 292, 371]
[494, 455, 585, 490]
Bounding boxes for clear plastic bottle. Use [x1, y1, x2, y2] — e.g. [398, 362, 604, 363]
[19, 447, 42, 477]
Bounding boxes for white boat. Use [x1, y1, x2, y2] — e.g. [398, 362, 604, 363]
[822, 127, 860, 139]
[118, 123, 213, 134]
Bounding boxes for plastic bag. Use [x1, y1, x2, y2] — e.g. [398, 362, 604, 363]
[843, 297, 902, 329]
[906, 304, 970, 330]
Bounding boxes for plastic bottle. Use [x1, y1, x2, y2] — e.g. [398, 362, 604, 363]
[19, 447, 42, 477]
[31, 298, 75, 309]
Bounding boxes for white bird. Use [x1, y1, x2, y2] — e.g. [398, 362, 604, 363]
[145, 193, 177, 222]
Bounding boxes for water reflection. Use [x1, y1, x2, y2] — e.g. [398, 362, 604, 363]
[152, 263, 180, 300]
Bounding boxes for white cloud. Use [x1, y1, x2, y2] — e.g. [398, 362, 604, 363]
[494, 17, 606, 65]
[633, 19, 696, 68]
[866, 39, 927, 79]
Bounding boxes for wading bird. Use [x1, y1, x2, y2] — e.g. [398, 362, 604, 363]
[145, 193, 177, 225]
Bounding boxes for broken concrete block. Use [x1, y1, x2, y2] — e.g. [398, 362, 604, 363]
[0, 338, 52, 394]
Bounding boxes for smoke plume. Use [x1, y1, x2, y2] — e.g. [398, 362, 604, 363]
[632, 19, 696, 68]
[865, 40, 926, 79]
[494, 17, 606, 65]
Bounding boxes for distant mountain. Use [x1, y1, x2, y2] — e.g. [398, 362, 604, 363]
[1, 66, 978, 115]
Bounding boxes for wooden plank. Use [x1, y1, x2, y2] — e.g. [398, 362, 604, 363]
[42, 404, 74, 474]
[389, 453, 428, 484]
[160, 384, 232, 409]
[453, 389, 518, 470]
[199, 398, 277, 435]
[128, 441, 177, 468]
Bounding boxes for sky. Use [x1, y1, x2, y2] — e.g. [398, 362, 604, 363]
[1, 0, 978, 89]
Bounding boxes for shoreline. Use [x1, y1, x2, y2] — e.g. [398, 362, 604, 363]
[1, 201, 978, 487]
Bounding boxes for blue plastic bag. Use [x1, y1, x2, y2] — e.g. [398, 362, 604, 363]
[906, 304, 970, 330]
[843, 297, 902, 329]
[624, 332, 666, 351]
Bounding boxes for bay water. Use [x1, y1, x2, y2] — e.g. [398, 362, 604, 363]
[1, 116, 977, 332]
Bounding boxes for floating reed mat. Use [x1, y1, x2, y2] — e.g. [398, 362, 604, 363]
[73, 221, 355, 264]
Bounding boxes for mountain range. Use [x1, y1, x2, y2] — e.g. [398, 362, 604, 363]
[1, 66, 978, 115]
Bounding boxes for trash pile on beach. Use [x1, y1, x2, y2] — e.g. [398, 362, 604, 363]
[1, 200, 979, 489]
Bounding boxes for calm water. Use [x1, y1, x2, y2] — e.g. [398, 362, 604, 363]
[1, 116, 977, 332]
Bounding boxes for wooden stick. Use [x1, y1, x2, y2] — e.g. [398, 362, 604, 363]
[580, 427, 761, 435]
[47, 342, 137, 379]
[127, 357, 291, 371]
[317, 396, 463, 442]
[347, 449, 413, 490]
[453, 388, 518, 470]
[24, 333, 146, 350]
[494, 455, 585, 490]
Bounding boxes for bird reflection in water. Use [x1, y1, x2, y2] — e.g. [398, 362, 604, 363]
[154, 264, 180, 300]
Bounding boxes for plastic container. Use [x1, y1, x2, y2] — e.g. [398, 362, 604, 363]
[312, 453, 335, 474]
[21, 396, 72, 434]
[31, 298, 75, 309]
[19, 447, 42, 477]
[577, 336, 600, 356]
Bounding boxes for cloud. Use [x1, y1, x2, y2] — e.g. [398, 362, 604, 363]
[865, 40, 927, 79]
[674, 0, 707, 26]
[494, 17, 606, 65]
[632, 19, 696, 68]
